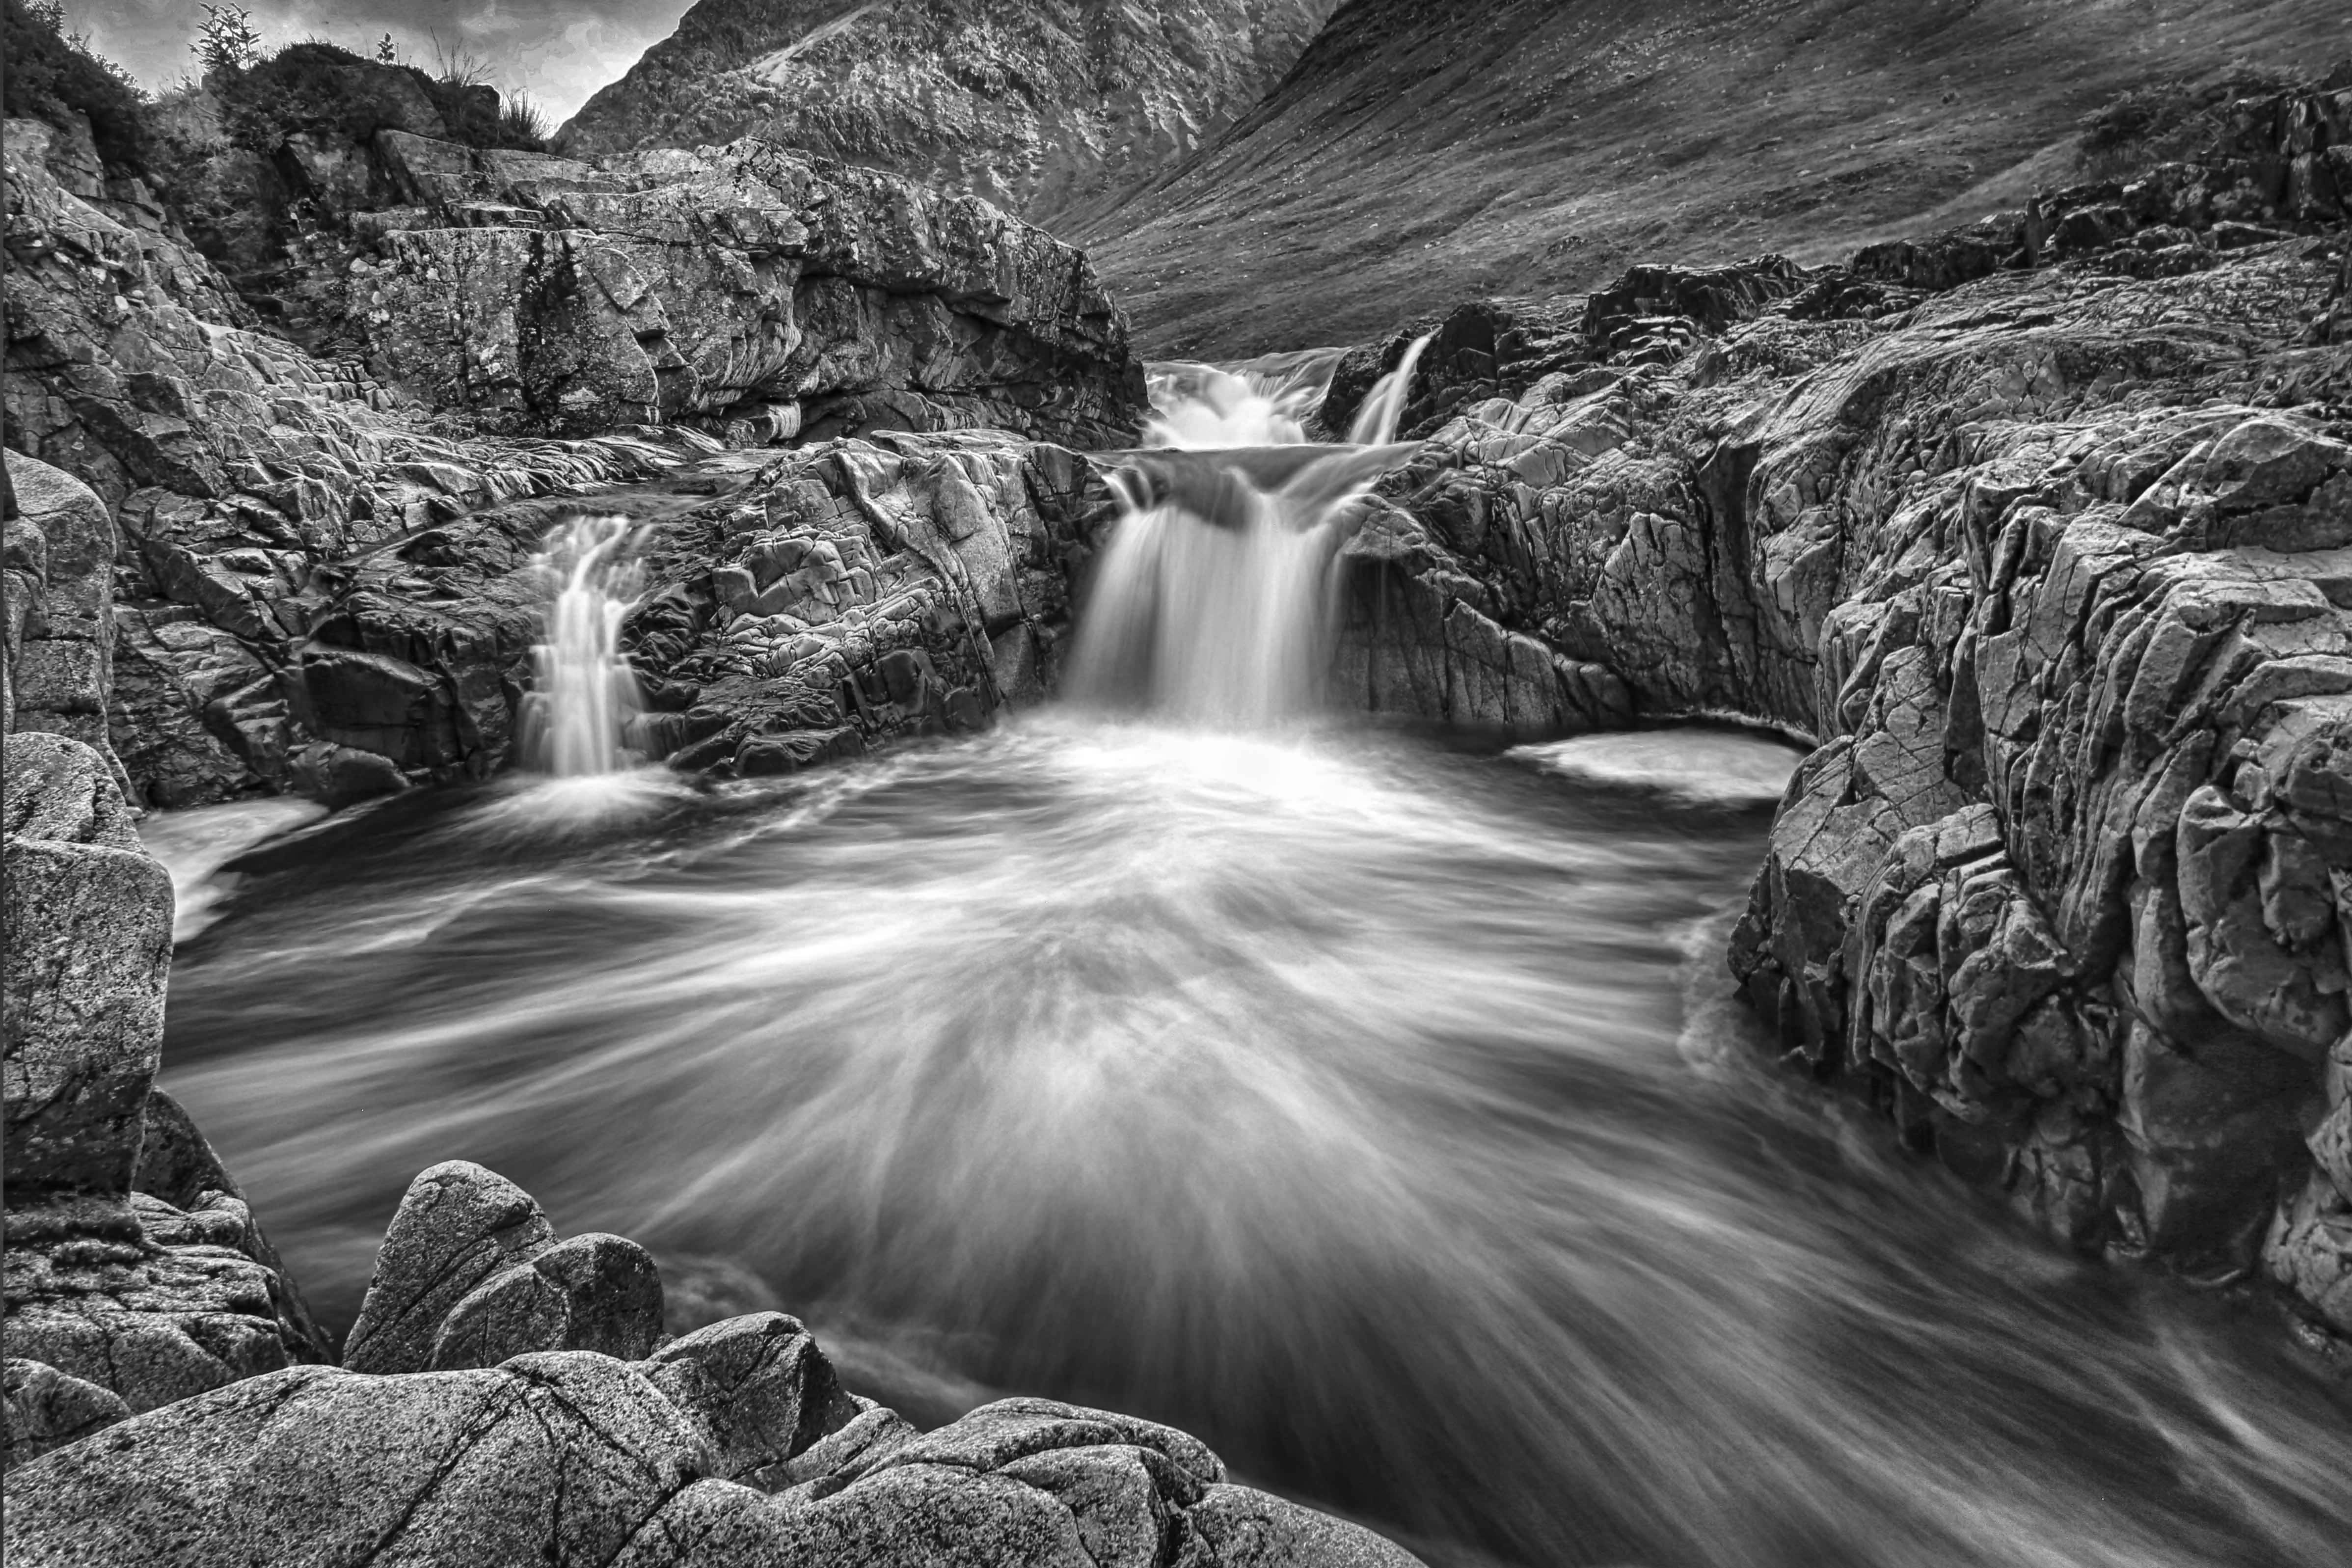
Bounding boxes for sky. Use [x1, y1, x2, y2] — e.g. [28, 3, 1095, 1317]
[72, 0, 697, 125]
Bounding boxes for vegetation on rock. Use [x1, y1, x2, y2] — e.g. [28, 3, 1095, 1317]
[1, 0, 148, 168]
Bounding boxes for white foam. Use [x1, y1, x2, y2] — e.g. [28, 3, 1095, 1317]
[137, 797, 328, 941]
[1510, 730, 1805, 806]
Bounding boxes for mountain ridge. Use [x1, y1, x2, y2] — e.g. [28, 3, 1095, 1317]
[1085, 0, 2352, 355]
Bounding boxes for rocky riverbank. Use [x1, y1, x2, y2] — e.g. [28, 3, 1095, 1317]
[1302, 73, 2352, 1343]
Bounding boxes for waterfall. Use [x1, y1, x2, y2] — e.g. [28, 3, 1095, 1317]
[520, 514, 648, 778]
[1067, 339, 1432, 726]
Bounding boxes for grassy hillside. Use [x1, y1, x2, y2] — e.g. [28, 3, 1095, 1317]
[1082, 0, 2350, 355]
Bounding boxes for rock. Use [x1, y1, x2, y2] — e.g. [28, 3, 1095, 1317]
[2, 1326, 1427, 1567]
[429, 1233, 666, 1371]
[340, 1161, 557, 1374]
[2, 453, 127, 788]
[1, 726, 327, 1417]
[1, 1355, 712, 1568]
[4, 114, 690, 803]
[642, 1311, 858, 1483]
[6, 97, 1146, 803]
[355, 136, 1145, 446]
[130, 1088, 338, 1365]
[627, 432, 1109, 778]
[2, 732, 172, 1195]
[1183, 1485, 1428, 1568]
[2, 1357, 130, 1469]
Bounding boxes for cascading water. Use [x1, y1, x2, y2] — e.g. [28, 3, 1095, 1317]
[1066, 340, 1431, 726]
[519, 514, 648, 780]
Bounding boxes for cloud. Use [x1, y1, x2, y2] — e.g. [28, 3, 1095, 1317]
[69, 0, 693, 123]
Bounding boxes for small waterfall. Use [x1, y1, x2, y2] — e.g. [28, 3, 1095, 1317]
[1068, 340, 1431, 726]
[520, 514, 648, 778]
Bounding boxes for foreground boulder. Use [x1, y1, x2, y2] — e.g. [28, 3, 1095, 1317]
[6, 1160, 1421, 1568]
[1328, 109, 2352, 1337]
[1, 730, 328, 1446]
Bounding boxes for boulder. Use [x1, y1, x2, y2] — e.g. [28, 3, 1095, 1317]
[1, 732, 172, 1195]
[340, 1160, 558, 1374]
[2, 1334, 1427, 1567]
[428, 1233, 666, 1371]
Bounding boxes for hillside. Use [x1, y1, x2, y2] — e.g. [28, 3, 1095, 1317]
[555, 0, 1339, 235]
[1086, 0, 2352, 356]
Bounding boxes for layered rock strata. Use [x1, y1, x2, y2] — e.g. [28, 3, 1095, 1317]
[5, 1160, 1421, 1568]
[1319, 82, 2352, 1339]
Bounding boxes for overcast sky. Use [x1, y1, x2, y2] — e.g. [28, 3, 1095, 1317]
[73, 0, 695, 124]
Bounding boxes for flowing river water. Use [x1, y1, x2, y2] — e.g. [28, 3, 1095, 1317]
[143, 362, 2352, 1568]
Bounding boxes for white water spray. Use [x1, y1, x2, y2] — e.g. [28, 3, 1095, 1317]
[521, 514, 648, 779]
[1068, 338, 1432, 725]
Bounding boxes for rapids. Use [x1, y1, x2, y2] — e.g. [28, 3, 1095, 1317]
[143, 359, 2352, 1568]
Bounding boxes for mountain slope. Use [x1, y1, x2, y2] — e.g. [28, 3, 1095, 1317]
[555, 0, 1339, 236]
[1088, 0, 2351, 355]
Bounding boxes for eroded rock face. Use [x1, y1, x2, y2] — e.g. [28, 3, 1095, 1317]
[4, 115, 696, 807]
[1330, 149, 2352, 1335]
[621, 431, 1109, 778]
[7, 98, 1143, 808]
[555, 0, 1341, 240]
[352, 133, 1145, 446]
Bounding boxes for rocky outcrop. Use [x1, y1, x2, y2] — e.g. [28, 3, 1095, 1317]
[1, 729, 328, 1452]
[350, 132, 1143, 445]
[8, 86, 1143, 807]
[4, 114, 695, 806]
[2, 454, 330, 1418]
[4, 451, 127, 786]
[620, 431, 1108, 778]
[1325, 84, 2352, 1339]
[6, 1160, 1422, 1568]
[556, 0, 1341, 239]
